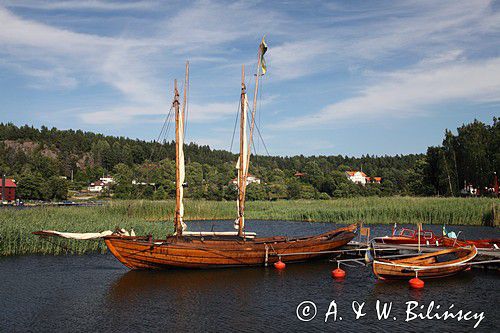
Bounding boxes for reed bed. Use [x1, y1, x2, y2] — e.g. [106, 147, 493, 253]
[0, 197, 497, 256]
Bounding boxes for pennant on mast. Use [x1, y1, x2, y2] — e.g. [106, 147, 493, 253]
[260, 36, 268, 75]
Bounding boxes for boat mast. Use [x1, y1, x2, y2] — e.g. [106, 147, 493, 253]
[238, 65, 247, 237]
[173, 62, 190, 236]
[174, 78, 185, 236]
[238, 38, 265, 237]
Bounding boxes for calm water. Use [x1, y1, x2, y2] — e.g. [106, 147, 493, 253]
[1, 221, 499, 332]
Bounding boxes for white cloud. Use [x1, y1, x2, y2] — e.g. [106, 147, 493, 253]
[162, 0, 285, 52]
[266, 0, 499, 80]
[2, 0, 158, 11]
[417, 50, 465, 67]
[276, 57, 500, 129]
[79, 100, 238, 125]
[0, 6, 164, 102]
[1, 0, 499, 140]
[268, 39, 333, 80]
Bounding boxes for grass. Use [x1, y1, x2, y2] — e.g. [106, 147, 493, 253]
[0, 197, 498, 256]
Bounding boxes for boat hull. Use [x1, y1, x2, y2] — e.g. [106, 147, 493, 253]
[372, 246, 477, 280]
[104, 226, 356, 270]
[373, 261, 470, 280]
[441, 237, 500, 250]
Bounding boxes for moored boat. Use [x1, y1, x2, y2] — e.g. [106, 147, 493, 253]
[104, 225, 357, 269]
[373, 224, 499, 250]
[372, 246, 477, 280]
[373, 225, 441, 246]
[440, 237, 500, 250]
[104, 38, 357, 270]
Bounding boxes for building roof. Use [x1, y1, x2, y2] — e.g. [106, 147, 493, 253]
[346, 171, 367, 177]
[374, 177, 382, 181]
[90, 180, 105, 186]
[0, 179, 16, 187]
[294, 172, 305, 177]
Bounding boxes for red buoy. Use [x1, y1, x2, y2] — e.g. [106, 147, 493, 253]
[274, 260, 286, 270]
[331, 268, 346, 279]
[409, 277, 424, 289]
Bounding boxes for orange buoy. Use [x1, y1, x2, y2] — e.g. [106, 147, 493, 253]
[409, 277, 424, 289]
[331, 268, 346, 279]
[274, 260, 286, 270]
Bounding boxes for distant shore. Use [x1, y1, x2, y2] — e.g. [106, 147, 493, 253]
[0, 197, 498, 256]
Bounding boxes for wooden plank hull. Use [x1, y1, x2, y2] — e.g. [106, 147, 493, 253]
[372, 246, 477, 280]
[373, 261, 470, 280]
[104, 226, 356, 270]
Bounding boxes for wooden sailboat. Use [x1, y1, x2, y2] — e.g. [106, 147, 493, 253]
[104, 39, 357, 270]
[372, 246, 477, 280]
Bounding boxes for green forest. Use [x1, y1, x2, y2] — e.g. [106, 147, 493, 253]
[0, 118, 498, 201]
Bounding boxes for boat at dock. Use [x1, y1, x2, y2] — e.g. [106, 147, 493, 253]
[104, 38, 357, 270]
[104, 225, 356, 269]
[373, 224, 500, 250]
[440, 236, 499, 250]
[373, 225, 441, 246]
[372, 246, 478, 280]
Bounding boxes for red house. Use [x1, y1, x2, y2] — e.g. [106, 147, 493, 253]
[1, 178, 16, 202]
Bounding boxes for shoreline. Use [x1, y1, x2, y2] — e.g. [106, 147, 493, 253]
[1, 197, 498, 256]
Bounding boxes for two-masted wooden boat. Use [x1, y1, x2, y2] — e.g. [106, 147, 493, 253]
[104, 38, 357, 270]
[372, 245, 477, 280]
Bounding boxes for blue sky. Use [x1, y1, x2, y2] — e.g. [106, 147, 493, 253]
[0, 0, 499, 157]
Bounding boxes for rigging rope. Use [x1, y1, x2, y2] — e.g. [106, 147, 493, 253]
[183, 79, 190, 143]
[229, 98, 241, 153]
[137, 103, 174, 198]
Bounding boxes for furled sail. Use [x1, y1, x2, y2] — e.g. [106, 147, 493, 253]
[178, 94, 186, 232]
[235, 88, 248, 231]
[33, 228, 135, 239]
[174, 78, 187, 235]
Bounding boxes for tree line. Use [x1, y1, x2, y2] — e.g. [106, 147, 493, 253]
[0, 118, 498, 201]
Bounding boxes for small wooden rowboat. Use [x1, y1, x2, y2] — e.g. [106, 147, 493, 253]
[372, 246, 477, 280]
[104, 224, 356, 269]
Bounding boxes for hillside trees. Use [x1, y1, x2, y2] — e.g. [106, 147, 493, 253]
[1, 118, 498, 200]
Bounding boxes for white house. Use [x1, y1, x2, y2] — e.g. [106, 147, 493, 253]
[88, 180, 106, 193]
[132, 180, 156, 186]
[100, 177, 115, 185]
[231, 174, 261, 186]
[345, 171, 368, 185]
